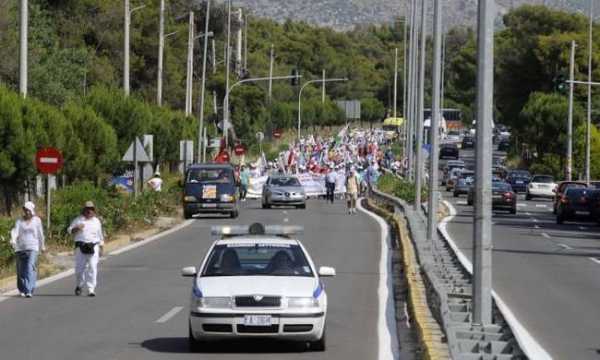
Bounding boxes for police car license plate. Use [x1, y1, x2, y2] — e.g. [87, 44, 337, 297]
[202, 203, 217, 208]
[244, 315, 271, 326]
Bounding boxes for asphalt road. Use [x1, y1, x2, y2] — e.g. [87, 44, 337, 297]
[444, 147, 600, 360]
[0, 199, 388, 360]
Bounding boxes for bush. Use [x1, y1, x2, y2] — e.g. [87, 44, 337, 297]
[377, 173, 428, 204]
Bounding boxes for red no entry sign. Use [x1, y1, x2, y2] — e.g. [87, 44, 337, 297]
[273, 129, 283, 139]
[234, 144, 245, 156]
[36, 147, 64, 174]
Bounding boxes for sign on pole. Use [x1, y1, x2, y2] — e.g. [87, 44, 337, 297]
[36, 148, 64, 232]
[234, 143, 246, 156]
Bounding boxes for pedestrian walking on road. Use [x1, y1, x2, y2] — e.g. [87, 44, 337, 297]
[346, 168, 360, 215]
[239, 165, 250, 201]
[325, 165, 337, 203]
[68, 201, 104, 297]
[10, 201, 45, 298]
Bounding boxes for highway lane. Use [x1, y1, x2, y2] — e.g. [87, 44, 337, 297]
[443, 147, 600, 360]
[0, 199, 389, 360]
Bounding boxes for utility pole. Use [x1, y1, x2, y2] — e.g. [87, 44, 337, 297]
[406, 0, 417, 180]
[473, 0, 495, 326]
[157, 0, 165, 105]
[586, 0, 593, 184]
[441, 31, 446, 111]
[185, 11, 194, 116]
[428, 0, 442, 242]
[235, 8, 243, 76]
[224, 0, 232, 146]
[414, 0, 426, 211]
[212, 38, 216, 74]
[322, 69, 326, 103]
[567, 40, 576, 181]
[268, 44, 274, 102]
[19, 0, 28, 97]
[394, 48, 398, 118]
[124, 0, 131, 96]
[198, 0, 211, 163]
[403, 11, 408, 139]
[244, 14, 248, 71]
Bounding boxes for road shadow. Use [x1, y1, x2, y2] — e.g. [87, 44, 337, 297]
[493, 248, 600, 258]
[141, 337, 307, 354]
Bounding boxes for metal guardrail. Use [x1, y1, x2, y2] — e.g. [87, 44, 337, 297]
[369, 186, 527, 360]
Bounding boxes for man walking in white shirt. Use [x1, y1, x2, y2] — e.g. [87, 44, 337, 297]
[68, 201, 104, 297]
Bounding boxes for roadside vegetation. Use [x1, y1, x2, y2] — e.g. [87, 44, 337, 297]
[377, 173, 428, 204]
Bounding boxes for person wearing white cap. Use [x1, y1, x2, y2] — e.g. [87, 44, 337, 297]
[147, 171, 163, 192]
[68, 201, 104, 297]
[9, 201, 45, 298]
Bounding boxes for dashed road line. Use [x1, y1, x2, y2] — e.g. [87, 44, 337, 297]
[558, 243, 573, 250]
[532, 218, 538, 223]
[579, 226, 587, 231]
[284, 218, 289, 223]
[155, 306, 184, 323]
[517, 203, 527, 207]
[541, 232, 551, 239]
[283, 210, 288, 214]
[456, 200, 467, 206]
[534, 225, 540, 229]
[525, 212, 532, 216]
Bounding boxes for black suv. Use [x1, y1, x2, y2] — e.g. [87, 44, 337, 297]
[183, 163, 239, 219]
[461, 136, 475, 149]
[556, 188, 598, 224]
[440, 144, 459, 160]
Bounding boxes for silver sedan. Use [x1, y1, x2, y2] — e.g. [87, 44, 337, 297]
[262, 175, 306, 209]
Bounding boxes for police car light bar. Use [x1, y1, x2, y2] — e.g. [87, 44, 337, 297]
[211, 223, 304, 237]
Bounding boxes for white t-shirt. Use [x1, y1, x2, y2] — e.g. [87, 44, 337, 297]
[68, 216, 104, 245]
[148, 177, 163, 191]
[326, 171, 337, 184]
[10, 217, 45, 252]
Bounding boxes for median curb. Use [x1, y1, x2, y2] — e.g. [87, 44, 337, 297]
[365, 199, 451, 360]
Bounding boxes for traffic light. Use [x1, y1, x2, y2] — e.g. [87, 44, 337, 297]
[291, 68, 299, 86]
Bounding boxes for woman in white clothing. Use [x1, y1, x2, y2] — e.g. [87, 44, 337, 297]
[10, 201, 45, 298]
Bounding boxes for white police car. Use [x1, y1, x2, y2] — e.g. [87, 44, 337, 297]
[181, 223, 335, 352]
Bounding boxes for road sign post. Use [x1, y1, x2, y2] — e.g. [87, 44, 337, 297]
[36, 148, 64, 232]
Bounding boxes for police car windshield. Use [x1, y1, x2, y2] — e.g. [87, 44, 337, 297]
[187, 168, 232, 184]
[202, 244, 313, 277]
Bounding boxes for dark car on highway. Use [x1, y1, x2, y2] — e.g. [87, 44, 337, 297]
[453, 171, 475, 197]
[461, 136, 475, 149]
[467, 180, 517, 214]
[183, 163, 239, 219]
[440, 144, 459, 160]
[553, 181, 587, 214]
[556, 188, 599, 224]
[497, 139, 510, 152]
[506, 170, 531, 193]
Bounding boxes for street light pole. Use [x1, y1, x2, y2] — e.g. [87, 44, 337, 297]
[224, 0, 232, 146]
[567, 40, 576, 181]
[19, 0, 28, 98]
[185, 11, 194, 116]
[124, 1, 145, 96]
[393, 47, 398, 118]
[297, 78, 348, 141]
[406, 0, 417, 179]
[268, 44, 274, 102]
[586, 0, 593, 184]
[414, 0, 427, 211]
[428, 0, 442, 242]
[157, 0, 165, 105]
[198, 0, 211, 163]
[403, 13, 408, 142]
[224, 75, 301, 143]
[473, 0, 495, 326]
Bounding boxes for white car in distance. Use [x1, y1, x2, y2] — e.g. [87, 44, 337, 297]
[526, 175, 557, 200]
[182, 223, 335, 352]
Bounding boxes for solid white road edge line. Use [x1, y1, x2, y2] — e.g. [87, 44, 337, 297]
[0, 219, 194, 303]
[441, 200, 553, 360]
[357, 199, 399, 360]
[156, 306, 184, 323]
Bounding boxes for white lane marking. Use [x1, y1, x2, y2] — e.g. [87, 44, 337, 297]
[283, 218, 289, 223]
[579, 226, 587, 231]
[156, 306, 184, 323]
[589, 257, 600, 265]
[534, 225, 540, 229]
[558, 244, 573, 250]
[456, 200, 467, 206]
[441, 200, 553, 360]
[525, 212, 532, 216]
[535, 204, 547, 208]
[532, 218, 539, 223]
[283, 210, 288, 214]
[0, 220, 194, 302]
[541, 232, 551, 239]
[517, 203, 527, 207]
[110, 220, 194, 255]
[357, 199, 399, 360]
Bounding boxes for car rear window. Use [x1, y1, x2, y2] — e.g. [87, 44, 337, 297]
[565, 188, 589, 198]
[202, 244, 313, 277]
[561, 183, 587, 192]
[493, 182, 512, 192]
[187, 168, 233, 184]
[531, 176, 554, 183]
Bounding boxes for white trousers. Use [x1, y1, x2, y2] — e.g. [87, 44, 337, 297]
[75, 246, 99, 291]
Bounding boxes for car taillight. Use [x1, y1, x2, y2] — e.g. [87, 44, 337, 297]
[560, 196, 569, 204]
[504, 192, 512, 198]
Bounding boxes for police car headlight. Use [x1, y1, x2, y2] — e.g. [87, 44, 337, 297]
[184, 196, 198, 202]
[287, 297, 319, 309]
[220, 194, 234, 202]
[196, 297, 232, 309]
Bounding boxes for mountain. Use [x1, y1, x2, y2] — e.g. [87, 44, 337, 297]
[234, 0, 587, 31]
